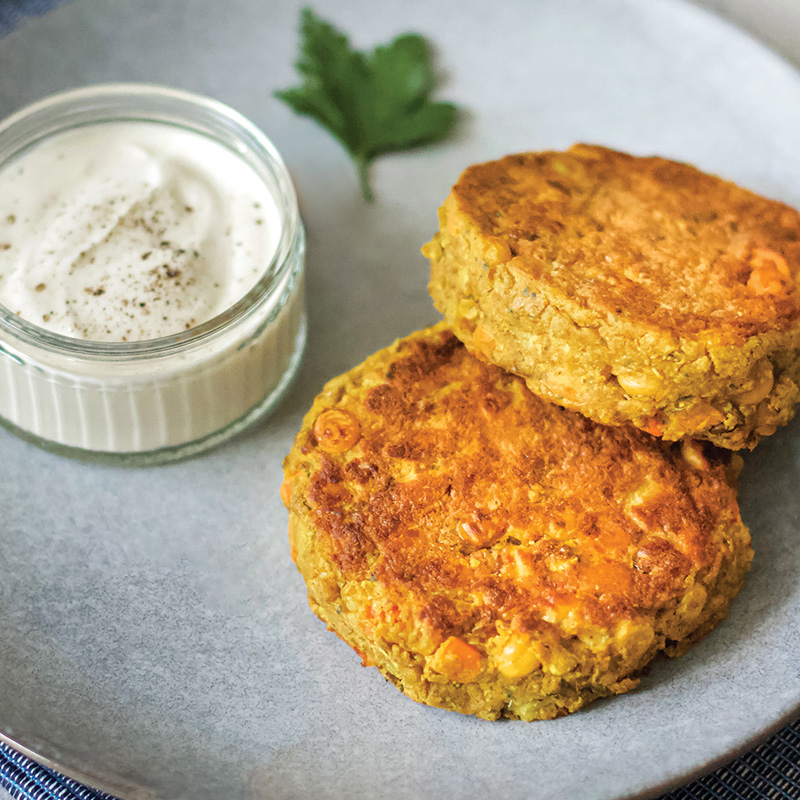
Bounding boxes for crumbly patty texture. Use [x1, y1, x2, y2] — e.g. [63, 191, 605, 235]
[425, 144, 800, 449]
[282, 324, 752, 721]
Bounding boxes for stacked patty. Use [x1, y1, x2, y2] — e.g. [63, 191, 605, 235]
[281, 145, 791, 719]
[425, 144, 800, 450]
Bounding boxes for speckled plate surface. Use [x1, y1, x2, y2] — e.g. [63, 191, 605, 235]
[0, 1, 798, 798]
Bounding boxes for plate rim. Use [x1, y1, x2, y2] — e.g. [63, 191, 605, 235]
[1, 0, 800, 798]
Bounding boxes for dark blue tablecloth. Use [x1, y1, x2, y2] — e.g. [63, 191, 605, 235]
[1, 713, 798, 799]
[0, 0, 69, 33]
[0, 2, 797, 799]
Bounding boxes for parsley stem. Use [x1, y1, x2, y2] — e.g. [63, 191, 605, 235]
[355, 155, 374, 203]
[276, 9, 457, 203]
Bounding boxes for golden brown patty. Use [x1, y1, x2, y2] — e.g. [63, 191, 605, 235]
[282, 324, 753, 720]
[425, 144, 800, 449]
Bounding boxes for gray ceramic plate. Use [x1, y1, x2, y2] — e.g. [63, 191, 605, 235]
[0, 1, 799, 798]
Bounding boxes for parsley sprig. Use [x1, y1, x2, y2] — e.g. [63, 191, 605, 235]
[276, 8, 458, 202]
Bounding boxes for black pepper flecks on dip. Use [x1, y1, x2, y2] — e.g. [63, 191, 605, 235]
[0, 123, 281, 342]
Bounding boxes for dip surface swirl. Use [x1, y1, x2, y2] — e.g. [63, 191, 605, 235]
[0, 121, 281, 342]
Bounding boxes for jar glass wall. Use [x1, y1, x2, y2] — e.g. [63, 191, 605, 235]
[0, 84, 306, 465]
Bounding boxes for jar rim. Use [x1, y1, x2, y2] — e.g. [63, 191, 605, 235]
[0, 83, 300, 360]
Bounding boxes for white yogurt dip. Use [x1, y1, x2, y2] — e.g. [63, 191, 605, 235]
[0, 85, 306, 464]
[0, 122, 281, 342]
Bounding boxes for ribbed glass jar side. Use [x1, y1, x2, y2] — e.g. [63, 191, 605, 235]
[0, 85, 306, 464]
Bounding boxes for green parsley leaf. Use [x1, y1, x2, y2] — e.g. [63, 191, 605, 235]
[276, 8, 458, 202]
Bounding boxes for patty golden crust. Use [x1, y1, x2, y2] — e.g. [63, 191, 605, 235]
[282, 324, 752, 721]
[424, 144, 800, 449]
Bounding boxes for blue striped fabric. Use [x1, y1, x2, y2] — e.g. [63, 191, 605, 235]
[660, 718, 800, 800]
[0, 719, 798, 800]
[0, 741, 117, 800]
[0, 1, 797, 799]
[0, 0, 70, 37]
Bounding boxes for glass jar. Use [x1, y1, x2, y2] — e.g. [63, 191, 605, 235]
[0, 84, 306, 465]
